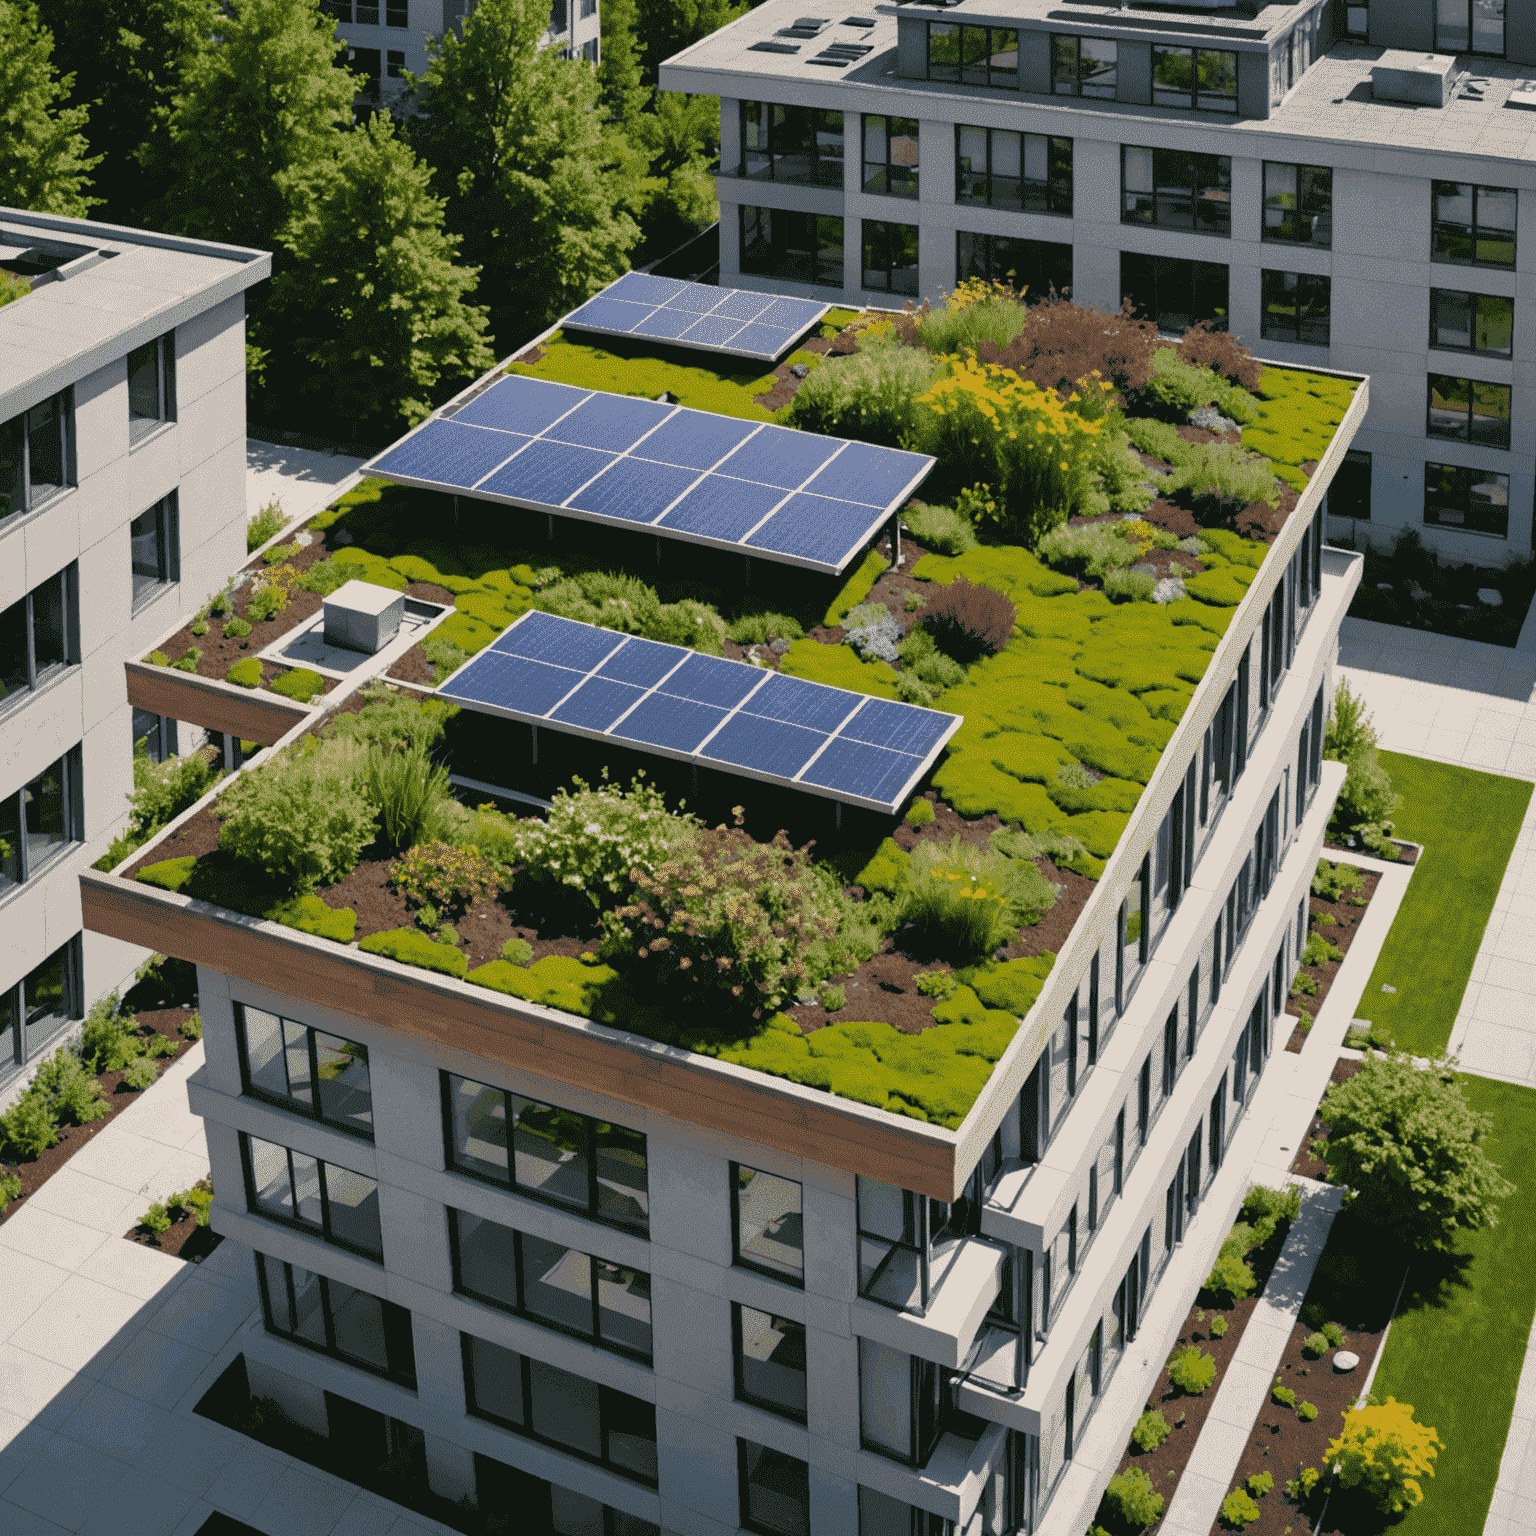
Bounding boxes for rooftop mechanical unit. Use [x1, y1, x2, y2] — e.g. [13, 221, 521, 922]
[1372, 51, 1458, 107]
[323, 579, 405, 655]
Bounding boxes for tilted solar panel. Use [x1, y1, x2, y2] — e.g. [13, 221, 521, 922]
[439, 611, 961, 814]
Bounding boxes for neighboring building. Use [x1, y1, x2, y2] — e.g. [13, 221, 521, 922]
[84, 299, 1366, 1534]
[334, 0, 602, 104]
[0, 208, 268, 1091]
[661, 0, 1536, 559]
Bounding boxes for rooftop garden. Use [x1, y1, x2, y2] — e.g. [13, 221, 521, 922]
[114, 284, 1359, 1128]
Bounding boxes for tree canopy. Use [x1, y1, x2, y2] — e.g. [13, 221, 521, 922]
[633, 0, 745, 83]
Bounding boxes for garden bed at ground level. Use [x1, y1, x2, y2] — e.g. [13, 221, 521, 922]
[1289, 1057, 1358, 1181]
[124, 1177, 223, 1263]
[1284, 866, 1379, 1053]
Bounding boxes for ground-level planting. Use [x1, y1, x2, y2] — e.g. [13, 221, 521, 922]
[1283, 860, 1380, 1052]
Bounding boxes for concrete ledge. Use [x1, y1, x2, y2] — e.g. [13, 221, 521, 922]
[125, 658, 313, 745]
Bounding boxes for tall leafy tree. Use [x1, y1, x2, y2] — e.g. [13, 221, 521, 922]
[410, 0, 643, 344]
[597, 0, 648, 131]
[0, 0, 101, 215]
[152, 0, 354, 253]
[633, 0, 744, 83]
[266, 113, 494, 435]
[636, 91, 719, 252]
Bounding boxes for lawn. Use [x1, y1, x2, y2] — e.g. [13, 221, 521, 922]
[1368, 1075, 1536, 1535]
[1351, 752, 1531, 1055]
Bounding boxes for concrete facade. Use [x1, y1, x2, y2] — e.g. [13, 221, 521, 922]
[664, 0, 1536, 563]
[0, 209, 268, 1091]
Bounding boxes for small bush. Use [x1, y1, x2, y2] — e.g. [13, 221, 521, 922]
[122, 1058, 159, 1089]
[1132, 1407, 1170, 1452]
[1312, 859, 1365, 901]
[1178, 321, 1263, 390]
[1291, 969, 1319, 997]
[365, 740, 456, 851]
[820, 984, 847, 1012]
[1220, 1489, 1261, 1529]
[1103, 566, 1157, 603]
[227, 657, 262, 688]
[297, 557, 354, 598]
[262, 541, 300, 567]
[913, 279, 1031, 355]
[174, 1182, 214, 1226]
[1302, 931, 1343, 967]
[1167, 1345, 1216, 1395]
[904, 835, 1055, 958]
[724, 611, 805, 646]
[223, 615, 252, 639]
[976, 297, 1160, 399]
[1035, 519, 1140, 581]
[79, 992, 145, 1072]
[1165, 443, 1280, 520]
[247, 500, 288, 552]
[1322, 1320, 1346, 1348]
[1206, 1250, 1258, 1303]
[1209, 1314, 1228, 1338]
[0, 1170, 21, 1210]
[500, 937, 533, 966]
[784, 338, 943, 449]
[33, 1049, 110, 1125]
[1247, 1471, 1274, 1498]
[170, 647, 201, 673]
[1302, 1332, 1331, 1359]
[359, 927, 470, 978]
[906, 799, 935, 828]
[914, 970, 956, 1000]
[415, 902, 440, 931]
[903, 502, 977, 556]
[325, 689, 452, 754]
[1273, 1381, 1298, 1410]
[269, 668, 325, 702]
[1103, 1467, 1165, 1527]
[0, 1090, 59, 1159]
[390, 841, 504, 916]
[920, 577, 1015, 661]
[436, 923, 461, 947]
[145, 1034, 178, 1059]
[1299, 1401, 1318, 1422]
[1327, 1398, 1442, 1514]
[139, 1201, 173, 1235]
[179, 1011, 203, 1041]
[1285, 1468, 1322, 1503]
[190, 617, 209, 637]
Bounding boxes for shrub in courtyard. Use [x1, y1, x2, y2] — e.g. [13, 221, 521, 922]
[1209, 1314, 1228, 1338]
[1319, 1048, 1514, 1251]
[33, 1048, 109, 1126]
[365, 739, 457, 851]
[1322, 1320, 1346, 1348]
[1298, 1401, 1318, 1422]
[1327, 1398, 1441, 1514]
[78, 992, 144, 1072]
[1131, 1407, 1170, 1452]
[0, 1171, 21, 1211]
[1247, 1471, 1274, 1498]
[1206, 1249, 1257, 1302]
[226, 657, 262, 688]
[139, 1200, 173, 1235]
[1167, 1345, 1216, 1395]
[1103, 1466, 1165, 1527]
[1272, 1381, 1297, 1409]
[1242, 1182, 1300, 1242]
[1311, 858, 1364, 902]
[1176, 321, 1264, 391]
[500, 937, 533, 966]
[247, 500, 288, 552]
[180, 1012, 203, 1041]
[1324, 680, 1400, 855]
[1302, 931, 1342, 968]
[0, 1090, 58, 1160]
[122, 1058, 158, 1090]
[390, 841, 503, 917]
[904, 836, 1055, 959]
[906, 799, 935, 828]
[1220, 1488, 1261, 1528]
[920, 577, 1016, 661]
[223, 616, 252, 639]
[1302, 1332, 1331, 1358]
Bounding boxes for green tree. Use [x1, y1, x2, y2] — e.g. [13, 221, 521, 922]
[152, 0, 354, 253]
[410, 0, 642, 344]
[597, 0, 648, 130]
[1320, 1049, 1514, 1251]
[635, 91, 719, 253]
[633, 0, 744, 83]
[0, 0, 101, 215]
[266, 112, 494, 435]
[1324, 678, 1400, 853]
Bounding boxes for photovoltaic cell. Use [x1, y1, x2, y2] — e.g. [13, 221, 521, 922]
[718, 425, 843, 490]
[800, 737, 925, 806]
[633, 412, 759, 472]
[841, 696, 955, 756]
[596, 635, 685, 688]
[549, 675, 647, 731]
[613, 692, 728, 752]
[659, 652, 765, 710]
[477, 440, 613, 505]
[452, 374, 589, 436]
[547, 394, 674, 453]
[369, 418, 525, 489]
[702, 712, 825, 777]
[747, 492, 883, 563]
[567, 456, 699, 524]
[492, 611, 624, 671]
[655, 476, 786, 541]
[804, 440, 935, 508]
[741, 671, 862, 734]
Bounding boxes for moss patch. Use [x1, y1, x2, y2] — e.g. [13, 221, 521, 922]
[778, 637, 900, 697]
[467, 954, 622, 1015]
[269, 668, 325, 702]
[825, 548, 889, 626]
[359, 927, 469, 978]
[226, 658, 262, 689]
[135, 854, 356, 940]
[1244, 368, 1357, 490]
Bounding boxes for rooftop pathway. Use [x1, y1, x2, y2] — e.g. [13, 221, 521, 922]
[246, 438, 364, 530]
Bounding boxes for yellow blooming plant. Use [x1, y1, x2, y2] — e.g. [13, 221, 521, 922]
[1325, 1399, 1441, 1514]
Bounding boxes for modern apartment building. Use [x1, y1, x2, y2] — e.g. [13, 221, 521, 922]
[0, 208, 268, 1091]
[661, 0, 1535, 560]
[83, 297, 1367, 1534]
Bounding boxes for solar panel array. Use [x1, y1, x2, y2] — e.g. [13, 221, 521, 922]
[440, 611, 960, 814]
[562, 271, 829, 362]
[365, 374, 933, 574]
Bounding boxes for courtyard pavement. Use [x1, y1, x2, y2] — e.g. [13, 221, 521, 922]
[246, 439, 365, 531]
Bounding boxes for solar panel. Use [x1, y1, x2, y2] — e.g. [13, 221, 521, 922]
[366, 375, 935, 575]
[439, 611, 961, 814]
[562, 272, 831, 362]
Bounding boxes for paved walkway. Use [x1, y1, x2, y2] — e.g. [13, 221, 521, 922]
[246, 439, 365, 530]
[0, 1047, 454, 1536]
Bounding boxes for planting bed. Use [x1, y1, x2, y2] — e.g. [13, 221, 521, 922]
[124, 1177, 223, 1264]
[1283, 865, 1380, 1053]
[1289, 1057, 1359, 1181]
[1344, 535, 1536, 648]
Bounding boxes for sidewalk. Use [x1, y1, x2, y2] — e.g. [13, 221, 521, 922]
[246, 439, 365, 529]
[0, 1047, 454, 1536]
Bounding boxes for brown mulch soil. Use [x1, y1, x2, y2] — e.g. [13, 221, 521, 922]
[1106, 1212, 1298, 1516]
[1283, 868, 1381, 1053]
[752, 324, 862, 412]
[0, 987, 200, 1227]
[1325, 838, 1419, 867]
[1289, 1057, 1361, 1181]
[386, 644, 437, 686]
[124, 1177, 225, 1264]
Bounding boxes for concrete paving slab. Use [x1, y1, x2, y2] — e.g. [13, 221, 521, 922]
[0, 1207, 112, 1274]
[74, 1232, 188, 1302]
[249, 1461, 359, 1535]
[6, 1274, 151, 1376]
[75, 1466, 197, 1535]
[59, 1380, 175, 1460]
[0, 1343, 94, 1431]
[25, 1167, 149, 1237]
[146, 1274, 259, 1354]
[4, 1431, 130, 1531]
[0, 1499, 72, 1535]
[0, 1250, 73, 1345]
[98, 1330, 217, 1412]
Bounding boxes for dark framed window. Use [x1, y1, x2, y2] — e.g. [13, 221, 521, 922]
[1329, 448, 1371, 521]
[237, 1005, 373, 1137]
[858, 1338, 946, 1466]
[1424, 463, 1509, 537]
[475, 1456, 659, 1536]
[956, 127, 1070, 216]
[1121, 253, 1229, 335]
[740, 104, 844, 188]
[1428, 375, 1512, 448]
[857, 1176, 963, 1314]
[130, 493, 179, 608]
[956, 233, 1071, 301]
[733, 1304, 807, 1422]
[1433, 182, 1516, 268]
[739, 1438, 810, 1536]
[386, 0, 407, 23]
[442, 1072, 649, 1234]
[731, 1164, 803, 1283]
[448, 1207, 652, 1361]
[1263, 163, 1331, 246]
[740, 207, 843, 288]
[354, 0, 379, 21]
[1051, 35, 1116, 98]
[1347, 0, 1368, 38]
[0, 563, 77, 710]
[132, 708, 173, 764]
[858, 1486, 947, 1536]
[1152, 45, 1237, 113]
[0, 390, 73, 521]
[1122, 148, 1231, 236]
[257, 1252, 416, 1385]
[1430, 289, 1513, 357]
[1119, 855, 1149, 1010]
[863, 115, 918, 199]
[926, 22, 1018, 90]
[580, 37, 597, 62]
[127, 332, 176, 444]
[242, 1133, 383, 1259]
[862, 219, 918, 297]
[1437, 0, 1504, 54]
[463, 1333, 658, 1484]
[387, 49, 405, 76]
[0, 748, 82, 891]
[1261, 270, 1330, 346]
[1, 935, 81, 1066]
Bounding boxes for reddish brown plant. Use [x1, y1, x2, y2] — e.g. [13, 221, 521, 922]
[1175, 319, 1264, 391]
[921, 578, 1016, 661]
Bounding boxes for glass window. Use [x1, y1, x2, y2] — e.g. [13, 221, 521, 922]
[1120, 857, 1147, 1009]
[1431, 288, 1513, 357]
[859, 1337, 914, 1459]
[238, 1006, 373, 1136]
[1425, 462, 1509, 537]
[129, 493, 178, 607]
[1052, 35, 1116, 98]
[740, 104, 844, 188]
[444, 1072, 649, 1233]
[16, 940, 76, 1062]
[863, 115, 918, 199]
[739, 207, 843, 288]
[1438, 0, 1504, 54]
[1428, 375, 1511, 448]
[732, 1164, 803, 1283]
[258, 1253, 415, 1384]
[1263, 163, 1331, 246]
[0, 566, 74, 710]
[1153, 45, 1237, 113]
[734, 1304, 807, 1421]
[0, 749, 79, 892]
[1122, 147, 1231, 236]
[956, 127, 1071, 216]
[862, 219, 919, 296]
[1434, 182, 1516, 268]
[451, 1207, 520, 1311]
[0, 392, 72, 520]
[956, 233, 1071, 301]
[927, 23, 1016, 89]
[127, 334, 176, 441]
[242, 1133, 382, 1258]
[857, 1177, 928, 1309]
[1347, 0, 1368, 37]
[740, 1438, 810, 1536]
[464, 1333, 527, 1427]
[532, 1358, 602, 1459]
[1261, 270, 1331, 346]
[1122, 253, 1230, 334]
[1329, 449, 1372, 521]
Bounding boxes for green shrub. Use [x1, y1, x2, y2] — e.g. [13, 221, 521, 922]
[1325, 680, 1401, 852]
[915, 283, 1031, 354]
[783, 340, 943, 449]
[359, 926, 470, 978]
[1285, 1468, 1322, 1503]
[894, 626, 966, 704]
[904, 835, 1056, 959]
[1206, 1250, 1258, 1302]
[1273, 1381, 1298, 1409]
[1302, 1331, 1330, 1358]
[269, 668, 325, 702]
[223, 616, 252, 639]
[724, 611, 805, 646]
[824, 549, 887, 627]
[0, 1091, 58, 1159]
[169, 647, 201, 673]
[146, 649, 170, 667]
[190, 617, 209, 637]
[1135, 346, 1260, 424]
[906, 799, 935, 828]
[179, 1011, 203, 1041]
[422, 633, 470, 681]
[174, 1183, 214, 1226]
[122, 1058, 158, 1089]
[1103, 1466, 1164, 1527]
[1165, 442, 1280, 519]
[139, 1201, 173, 1235]
[1302, 931, 1343, 966]
[903, 502, 977, 557]
[1298, 1401, 1318, 1422]
[365, 740, 456, 851]
[247, 500, 288, 551]
[820, 984, 847, 1012]
[227, 657, 263, 688]
[0, 1170, 21, 1210]
[436, 923, 461, 947]
[390, 840, 503, 915]
[1312, 858, 1365, 902]
[414, 902, 440, 931]
[145, 1034, 178, 1059]
[325, 689, 452, 754]
[1132, 1407, 1170, 1452]
[1322, 1320, 1346, 1348]
[1291, 970, 1319, 997]
[1247, 1471, 1274, 1498]
[1035, 520, 1139, 581]
[245, 582, 288, 623]
[914, 970, 955, 999]
[218, 739, 377, 893]
[1209, 1314, 1228, 1338]
[1103, 567, 1158, 603]
[1219, 1489, 1261, 1529]
[33, 1049, 109, 1125]
[79, 993, 144, 1072]
[1167, 1345, 1216, 1395]
[297, 557, 353, 597]
[500, 937, 533, 966]
[262, 541, 300, 567]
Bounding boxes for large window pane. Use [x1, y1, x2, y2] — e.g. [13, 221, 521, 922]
[325, 1164, 382, 1256]
[0, 417, 21, 519]
[521, 1233, 595, 1337]
[249, 1136, 295, 1219]
[513, 1096, 591, 1209]
[737, 1305, 807, 1420]
[466, 1334, 525, 1426]
[23, 947, 66, 1028]
[450, 1075, 508, 1180]
[130, 504, 165, 598]
[741, 1439, 810, 1536]
[241, 1007, 289, 1100]
[529, 1358, 602, 1459]
[735, 1166, 803, 1281]
[454, 1208, 519, 1307]
[31, 575, 65, 673]
[0, 594, 28, 699]
[23, 761, 66, 864]
[314, 1032, 371, 1132]
[26, 397, 64, 495]
[859, 1338, 912, 1458]
[595, 1121, 649, 1230]
[127, 340, 161, 422]
[551, 1488, 606, 1536]
[328, 1280, 390, 1370]
[603, 1391, 657, 1482]
[597, 1261, 652, 1357]
[290, 1265, 329, 1349]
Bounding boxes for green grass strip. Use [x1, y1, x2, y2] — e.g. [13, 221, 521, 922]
[1370, 1076, 1536, 1535]
[1352, 752, 1530, 1055]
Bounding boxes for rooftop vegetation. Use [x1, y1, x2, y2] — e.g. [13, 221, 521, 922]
[120, 287, 1359, 1127]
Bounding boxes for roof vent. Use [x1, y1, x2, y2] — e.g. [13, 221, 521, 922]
[1509, 79, 1536, 109]
[751, 38, 800, 51]
[843, 14, 876, 25]
[1371, 51, 1457, 107]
